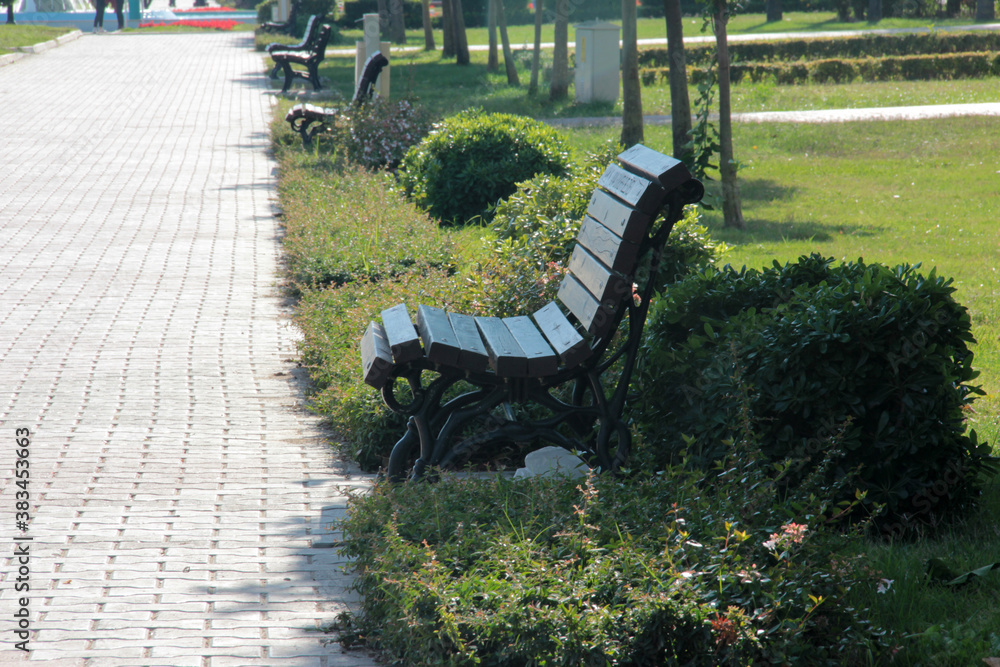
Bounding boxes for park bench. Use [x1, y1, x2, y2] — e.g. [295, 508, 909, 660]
[360, 144, 704, 481]
[266, 14, 323, 80]
[283, 50, 390, 148]
[271, 24, 332, 94]
[260, 0, 300, 34]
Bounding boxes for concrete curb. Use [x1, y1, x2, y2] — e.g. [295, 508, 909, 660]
[0, 29, 83, 63]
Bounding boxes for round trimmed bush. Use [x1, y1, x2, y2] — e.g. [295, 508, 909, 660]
[635, 254, 996, 532]
[398, 110, 571, 226]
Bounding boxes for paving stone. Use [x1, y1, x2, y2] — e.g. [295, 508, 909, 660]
[0, 26, 377, 666]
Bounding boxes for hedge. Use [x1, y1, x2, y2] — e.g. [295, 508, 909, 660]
[638, 30, 1000, 69]
[641, 51, 1000, 86]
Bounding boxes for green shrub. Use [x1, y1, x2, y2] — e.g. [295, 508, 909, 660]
[636, 255, 997, 532]
[338, 455, 891, 665]
[338, 98, 431, 171]
[398, 109, 572, 226]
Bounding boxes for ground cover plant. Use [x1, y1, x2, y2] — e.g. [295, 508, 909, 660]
[0, 25, 72, 50]
[268, 26, 1000, 666]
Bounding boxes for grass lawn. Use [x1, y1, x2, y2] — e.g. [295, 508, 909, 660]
[335, 11, 993, 48]
[0, 24, 74, 50]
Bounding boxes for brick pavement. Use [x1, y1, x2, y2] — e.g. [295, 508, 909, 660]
[0, 33, 378, 666]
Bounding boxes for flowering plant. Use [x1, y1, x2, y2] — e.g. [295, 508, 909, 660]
[139, 19, 239, 29]
[338, 98, 429, 171]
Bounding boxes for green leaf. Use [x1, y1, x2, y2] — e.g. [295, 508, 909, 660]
[926, 558, 1000, 587]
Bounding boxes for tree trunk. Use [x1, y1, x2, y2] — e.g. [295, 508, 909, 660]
[421, 0, 435, 50]
[377, 0, 389, 38]
[621, 0, 643, 146]
[529, 0, 543, 94]
[441, 0, 455, 57]
[453, 0, 470, 64]
[976, 0, 995, 20]
[487, 0, 499, 72]
[390, 0, 406, 44]
[945, 0, 960, 17]
[713, 0, 744, 230]
[550, 0, 569, 100]
[663, 0, 690, 159]
[766, 0, 782, 21]
[497, 0, 520, 85]
[867, 0, 881, 22]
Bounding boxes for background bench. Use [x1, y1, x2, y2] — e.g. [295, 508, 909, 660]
[360, 144, 704, 481]
[265, 15, 322, 80]
[270, 24, 332, 94]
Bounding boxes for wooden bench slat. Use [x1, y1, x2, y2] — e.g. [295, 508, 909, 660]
[475, 316, 529, 378]
[502, 316, 558, 378]
[381, 303, 422, 364]
[532, 302, 590, 368]
[577, 216, 640, 275]
[567, 245, 628, 306]
[360, 320, 393, 388]
[586, 189, 651, 244]
[557, 274, 613, 336]
[448, 312, 490, 373]
[616, 144, 693, 191]
[416, 304, 461, 366]
[597, 164, 666, 214]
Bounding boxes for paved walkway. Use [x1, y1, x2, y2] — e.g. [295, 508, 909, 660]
[0, 32, 378, 666]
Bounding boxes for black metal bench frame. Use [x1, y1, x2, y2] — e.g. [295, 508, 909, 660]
[266, 14, 322, 80]
[360, 145, 703, 481]
[271, 24, 332, 94]
[283, 51, 390, 148]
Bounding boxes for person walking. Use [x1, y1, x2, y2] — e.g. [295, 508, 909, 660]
[92, 0, 108, 32]
[109, 0, 124, 31]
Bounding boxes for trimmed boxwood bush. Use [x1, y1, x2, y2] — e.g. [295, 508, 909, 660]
[398, 110, 571, 226]
[635, 255, 997, 533]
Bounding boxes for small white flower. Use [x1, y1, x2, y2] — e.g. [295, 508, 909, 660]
[876, 578, 894, 594]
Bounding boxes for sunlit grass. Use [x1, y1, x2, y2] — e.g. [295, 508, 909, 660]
[0, 24, 73, 49]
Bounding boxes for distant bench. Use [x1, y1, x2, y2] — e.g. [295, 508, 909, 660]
[283, 49, 390, 148]
[265, 14, 323, 80]
[270, 23, 332, 94]
[359, 144, 704, 481]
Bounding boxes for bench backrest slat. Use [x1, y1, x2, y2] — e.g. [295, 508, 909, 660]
[575, 215, 640, 275]
[557, 273, 609, 336]
[585, 189, 651, 244]
[596, 164, 666, 213]
[616, 144, 692, 191]
[566, 245, 627, 307]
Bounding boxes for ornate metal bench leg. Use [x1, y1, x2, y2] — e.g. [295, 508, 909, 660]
[280, 62, 294, 93]
[387, 414, 432, 482]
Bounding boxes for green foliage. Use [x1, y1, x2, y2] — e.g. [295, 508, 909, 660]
[330, 97, 432, 171]
[638, 30, 1000, 68]
[277, 160, 453, 289]
[398, 109, 572, 226]
[338, 443, 891, 665]
[636, 254, 996, 532]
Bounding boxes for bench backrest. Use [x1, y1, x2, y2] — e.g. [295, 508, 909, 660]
[532, 145, 695, 368]
[311, 25, 332, 62]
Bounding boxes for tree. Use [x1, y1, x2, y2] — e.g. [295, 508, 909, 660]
[663, 0, 690, 158]
[4, 0, 15, 25]
[976, 0, 995, 20]
[621, 0, 643, 146]
[529, 0, 544, 94]
[441, 0, 455, 57]
[488, 0, 499, 72]
[389, 0, 406, 44]
[712, 0, 744, 229]
[867, 0, 881, 22]
[766, 0, 782, 22]
[453, 0, 470, 64]
[497, 0, 520, 85]
[421, 0, 435, 50]
[550, 0, 570, 99]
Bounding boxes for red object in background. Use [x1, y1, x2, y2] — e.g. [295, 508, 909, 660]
[139, 18, 239, 28]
